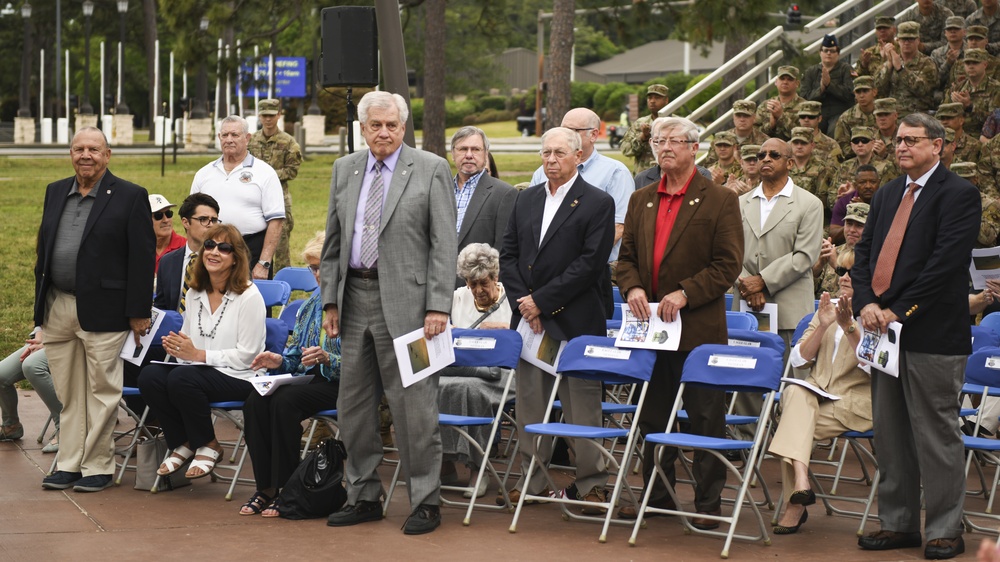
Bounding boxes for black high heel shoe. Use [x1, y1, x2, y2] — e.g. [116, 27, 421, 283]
[773, 507, 808, 535]
[789, 488, 816, 506]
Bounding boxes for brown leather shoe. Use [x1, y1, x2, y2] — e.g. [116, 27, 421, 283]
[924, 536, 964, 560]
[617, 495, 676, 520]
[579, 486, 608, 515]
[497, 487, 550, 506]
[690, 509, 722, 530]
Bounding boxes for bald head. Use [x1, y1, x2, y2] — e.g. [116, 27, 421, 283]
[758, 138, 792, 185]
[561, 108, 601, 158]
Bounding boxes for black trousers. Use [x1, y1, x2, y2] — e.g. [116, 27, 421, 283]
[243, 374, 340, 490]
[137, 364, 253, 450]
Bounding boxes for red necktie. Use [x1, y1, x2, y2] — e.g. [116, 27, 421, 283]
[871, 182, 919, 297]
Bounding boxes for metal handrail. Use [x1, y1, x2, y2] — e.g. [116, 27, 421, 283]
[804, 0, 914, 54]
[805, 0, 893, 32]
[689, 51, 785, 131]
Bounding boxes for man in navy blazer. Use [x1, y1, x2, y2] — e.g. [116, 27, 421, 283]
[852, 113, 980, 559]
[499, 127, 615, 510]
[34, 128, 155, 493]
[154, 193, 221, 312]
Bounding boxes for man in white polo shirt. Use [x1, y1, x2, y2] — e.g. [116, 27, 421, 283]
[190, 115, 285, 279]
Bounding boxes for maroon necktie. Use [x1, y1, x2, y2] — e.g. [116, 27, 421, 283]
[871, 182, 919, 297]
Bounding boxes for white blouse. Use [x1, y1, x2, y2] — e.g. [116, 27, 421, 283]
[180, 282, 266, 380]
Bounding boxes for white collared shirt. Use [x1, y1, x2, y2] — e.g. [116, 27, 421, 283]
[905, 161, 940, 202]
[539, 173, 578, 246]
[751, 177, 795, 231]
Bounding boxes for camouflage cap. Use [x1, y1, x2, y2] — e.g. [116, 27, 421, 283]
[257, 98, 280, 115]
[777, 65, 800, 80]
[148, 194, 176, 213]
[853, 75, 875, 91]
[897, 21, 921, 39]
[969, 25, 989, 39]
[945, 127, 956, 143]
[647, 84, 669, 97]
[875, 16, 895, 29]
[741, 144, 761, 159]
[732, 100, 757, 115]
[790, 127, 814, 143]
[936, 102, 965, 119]
[873, 97, 897, 115]
[964, 48, 991, 63]
[945, 16, 966, 29]
[713, 131, 737, 146]
[797, 101, 822, 117]
[952, 161, 978, 178]
[851, 126, 876, 141]
[845, 202, 870, 225]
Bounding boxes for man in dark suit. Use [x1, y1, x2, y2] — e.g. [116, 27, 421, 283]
[499, 126, 615, 511]
[616, 116, 744, 528]
[450, 126, 517, 287]
[35, 127, 155, 493]
[852, 113, 980, 559]
[322, 91, 456, 535]
[154, 193, 221, 312]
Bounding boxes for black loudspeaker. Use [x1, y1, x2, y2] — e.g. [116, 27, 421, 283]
[321, 7, 379, 87]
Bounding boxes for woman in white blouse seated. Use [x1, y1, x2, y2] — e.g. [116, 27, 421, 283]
[139, 224, 265, 480]
[768, 249, 872, 535]
[439, 243, 514, 498]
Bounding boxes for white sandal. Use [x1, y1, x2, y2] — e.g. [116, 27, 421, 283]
[185, 446, 223, 479]
[156, 444, 194, 476]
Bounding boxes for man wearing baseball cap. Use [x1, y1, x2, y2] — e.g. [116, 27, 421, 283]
[944, 48, 1000, 137]
[857, 16, 898, 77]
[621, 84, 670, 173]
[936, 102, 983, 163]
[149, 194, 185, 274]
[755, 66, 806, 140]
[874, 21, 938, 115]
[931, 16, 968, 89]
[834, 76, 879, 158]
[896, 0, 955, 54]
[704, 99, 768, 167]
[966, 0, 1000, 56]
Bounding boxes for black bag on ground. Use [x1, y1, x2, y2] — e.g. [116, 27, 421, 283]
[278, 438, 348, 519]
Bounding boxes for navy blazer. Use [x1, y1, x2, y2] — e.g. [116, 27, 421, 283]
[153, 246, 185, 312]
[852, 163, 981, 355]
[500, 175, 615, 341]
[34, 171, 155, 332]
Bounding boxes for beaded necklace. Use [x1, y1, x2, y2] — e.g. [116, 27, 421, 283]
[198, 295, 232, 339]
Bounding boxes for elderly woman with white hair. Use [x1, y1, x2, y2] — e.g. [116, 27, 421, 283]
[438, 243, 514, 498]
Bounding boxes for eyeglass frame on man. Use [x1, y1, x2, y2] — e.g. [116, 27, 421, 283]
[190, 215, 221, 227]
[649, 137, 697, 149]
[895, 135, 932, 147]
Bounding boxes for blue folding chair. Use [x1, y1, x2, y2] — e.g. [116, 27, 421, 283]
[972, 325, 1000, 351]
[725, 293, 734, 311]
[628, 344, 784, 558]
[981, 312, 1000, 337]
[274, 266, 319, 294]
[279, 299, 306, 335]
[726, 311, 758, 331]
[726, 329, 785, 354]
[253, 279, 291, 315]
[509, 336, 656, 543]
[962, 347, 1000, 533]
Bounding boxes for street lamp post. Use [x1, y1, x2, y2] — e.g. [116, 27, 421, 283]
[191, 16, 209, 119]
[116, 0, 129, 114]
[80, 0, 94, 115]
[17, 2, 32, 118]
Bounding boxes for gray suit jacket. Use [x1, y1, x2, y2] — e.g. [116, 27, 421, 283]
[737, 182, 824, 330]
[456, 174, 517, 286]
[321, 144, 457, 338]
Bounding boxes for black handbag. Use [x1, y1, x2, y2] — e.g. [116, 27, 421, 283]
[277, 438, 348, 520]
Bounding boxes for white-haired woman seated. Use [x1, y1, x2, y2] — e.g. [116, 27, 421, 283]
[439, 243, 515, 498]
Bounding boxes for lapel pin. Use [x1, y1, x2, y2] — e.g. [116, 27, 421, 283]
[354, 170, 359, 175]
[689, 200, 695, 206]
[402, 171, 407, 176]
[107, 190, 111, 194]
[570, 199, 579, 207]
[646, 202, 653, 208]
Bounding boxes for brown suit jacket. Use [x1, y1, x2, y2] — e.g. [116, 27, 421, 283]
[794, 315, 873, 431]
[617, 170, 744, 351]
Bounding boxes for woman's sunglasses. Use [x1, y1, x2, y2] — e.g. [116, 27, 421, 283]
[204, 239, 235, 255]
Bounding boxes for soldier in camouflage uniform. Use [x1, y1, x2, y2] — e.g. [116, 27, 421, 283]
[873, 98, 900, 159]
[942, 127, 960, 168]
[932, 17, 968, 90]
[874, 21, 939, 115]
[937, 102, 984, 163]
[832, 126, 900, 208]
[965, 0, 1000, 56]
[953, 161, 1000, 247]
[704, 99, 769, 167]
[620, 84, 669, 173]
[797, 101, 844, 163]
[976, 133, 1000, 198]
[814, 202, 868, 298]
[944, 48, 1000, 137]
[897, 0, 954, 54]
[943, 0, 978, 18]
[789, 127, 835, 211]
[834, 76, 879, 159]
[857, 16, 898, 77]
[248, 98, 303, 273]
[708, 132, 743, 185]
[725, 144, 762, 195]
[755, 66, 807, 141]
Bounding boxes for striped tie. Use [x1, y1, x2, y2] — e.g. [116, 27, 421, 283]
[360, 161, 384, 268]
[178, 252, 197, 313]
[870, 182, 919, 297]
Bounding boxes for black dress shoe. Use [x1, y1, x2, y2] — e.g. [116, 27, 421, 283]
[857, 529, 922, 550]
[326, 500, 383, 527]
[924, 536, 964, 560]
[789, 489, 816, 506]
[773, 508, 808, 535]
[403, 504, 441, 535]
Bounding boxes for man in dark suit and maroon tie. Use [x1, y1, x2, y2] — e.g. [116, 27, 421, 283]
[852, 113, 981, 560]
[615, 116, 744, 528]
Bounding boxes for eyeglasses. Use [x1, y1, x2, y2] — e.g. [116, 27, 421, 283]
[453, 146, 484, 154]
[203, 239, 235, 255]
[798, 115, 819, 120]
[851, 137, 872, 144]
[539, 149, 574, 159]
[895, 135, 931, 147]
[820, 47, 839, 54]
[308, 264, 321, 273]
[152, 210, 173, 220]
[835, 267, 850, 276]
[367, 121, 401, 132]
[190, 215, 221, 227]
[650, 137, 696, 148]
[756, 150, 788, 160]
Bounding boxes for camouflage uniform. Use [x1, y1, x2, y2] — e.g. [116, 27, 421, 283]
[248, 124, 303, 272]
[790, 155, 835, 208]
[981, 194, 1000, 248]
[620, 114, 657, 174]
[755, 94, 807, 141]
[943, 55, 1000, 137]
[709, 159, 743, 185]
[978, 135, 1000, 199]
[897, 2, 954, 54]
[931, 44, 965, 89]
[703, 127, 768, 167]
[874, 51, 938, 115]
[942, 0, 978, 19]
[965, 7, 1000, 56]
[955, 133, 984, 163]
[833, 104, 878, 159]
[813, 130, 844, 163]
[832, 157, 900, 207]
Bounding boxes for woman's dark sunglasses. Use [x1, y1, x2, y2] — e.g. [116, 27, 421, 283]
[204, 239, 235, 255]
[835, 267, 850, 276]
[153, 210, 174, 220]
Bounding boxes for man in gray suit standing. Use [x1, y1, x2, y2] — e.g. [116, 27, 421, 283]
[321, 91, 457, 535]
[450, 126, 517, 287]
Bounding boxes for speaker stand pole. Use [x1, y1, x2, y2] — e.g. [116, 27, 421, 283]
[346, 86, 355, 154]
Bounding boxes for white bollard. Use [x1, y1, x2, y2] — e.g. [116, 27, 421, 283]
[57, 118, 69, 144]
[41, 118, 53, 144]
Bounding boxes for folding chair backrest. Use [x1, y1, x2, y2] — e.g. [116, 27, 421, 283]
[791, 312, 815, 347]
[280, 299, 307, 333]
[253, 279, 292, 308]
[153, 310, 184, 340]
[972, 325, 1000, 351]
[727, 329, 786, 356]
[726, 311, 758, 331]
[451, 328, 522, 369]
[982, 312, 1000, 336]
[725, 292, 734, 311]
[264, 318, 289, 354]
[965, 347, 1000, 388]
[681, 344, 783, 393]
[274, 266, 319, 293]
[556, 335, 656, 385]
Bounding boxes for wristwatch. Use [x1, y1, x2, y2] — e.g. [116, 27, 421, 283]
[258, 260, 271, 269]
[846, 322, 857, 334]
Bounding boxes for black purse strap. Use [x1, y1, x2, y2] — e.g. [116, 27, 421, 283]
[468, 293, 508, 329]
